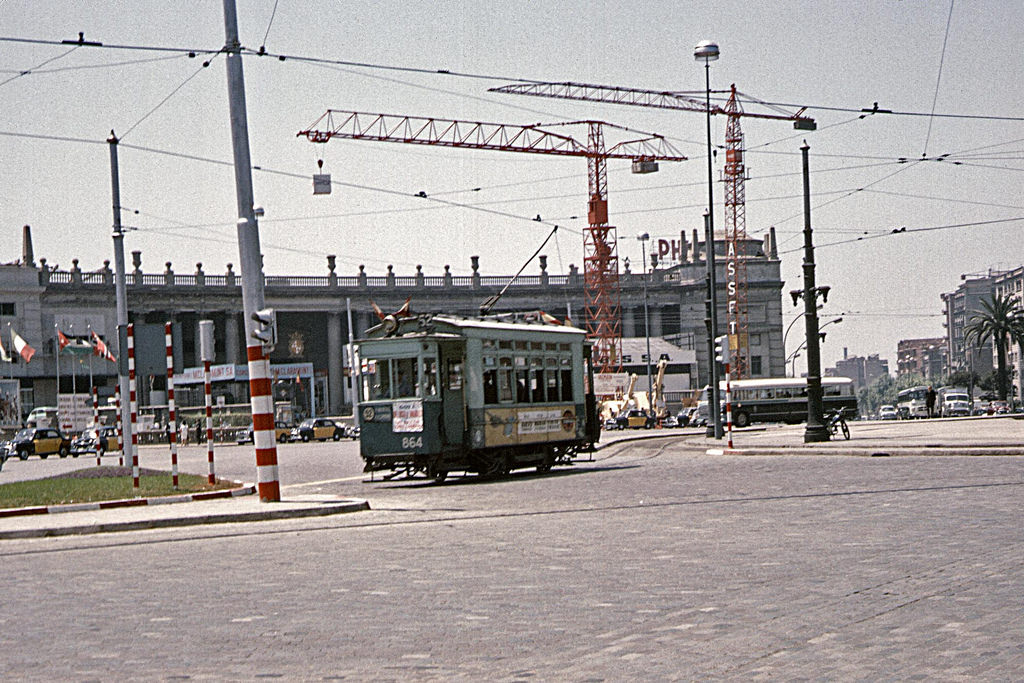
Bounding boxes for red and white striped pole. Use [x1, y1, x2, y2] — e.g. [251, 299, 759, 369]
[204, 359, 215, 485]
[115, 384, 123, 467]
[92, 386, 101, 466]
[165, 322, 179, 489]
[127, 323, 140, 491]
[724, 361, 734, 450]
[249, 343, 280, 501]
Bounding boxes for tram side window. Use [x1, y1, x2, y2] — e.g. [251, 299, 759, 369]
[546, 359, 559, 401]
[532, 371, 545, 402]
[423, 358, 438, 397]
[516, 369, 530, 403]
[484, 369, 498, 404]
[366, 359, 391, 400]
[499, 358, 514, 403]
[560, 369, 573, 401]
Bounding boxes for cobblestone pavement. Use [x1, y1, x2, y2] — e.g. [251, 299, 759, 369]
[1, 439, 1022, 679]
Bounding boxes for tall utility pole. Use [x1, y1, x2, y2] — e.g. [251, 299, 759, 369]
[222, 0, 280, 501]
[107, 132, 134, 466]
[800, 142, 829, 442]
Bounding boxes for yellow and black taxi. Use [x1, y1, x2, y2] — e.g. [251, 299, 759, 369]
[70, 426, 121, 457]
[237, 421, 292, 444]
[290, 418, 345, 442]
[4, 427, 71, 460]
[615, 409, 655, 430]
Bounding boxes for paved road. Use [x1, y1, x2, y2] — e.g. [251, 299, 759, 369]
[2, 436, 1022, 679]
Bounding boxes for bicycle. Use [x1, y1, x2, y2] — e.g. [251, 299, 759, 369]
[825, 408, 851, 440]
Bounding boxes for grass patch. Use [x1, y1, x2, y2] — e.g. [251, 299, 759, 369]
[0, 467, 237, 509]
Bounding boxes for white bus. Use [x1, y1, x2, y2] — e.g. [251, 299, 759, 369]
[697, 377, 858, 428]
[896, 386, 929, 419]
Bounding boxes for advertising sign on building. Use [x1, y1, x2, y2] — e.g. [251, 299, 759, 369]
[0, 379, 21, 429]
[594, 372, 630, 398]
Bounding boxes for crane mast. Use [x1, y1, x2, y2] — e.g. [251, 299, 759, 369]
[723, 86, 750, 379]
[298, 111, 687, 374]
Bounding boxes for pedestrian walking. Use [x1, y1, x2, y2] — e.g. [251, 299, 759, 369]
[179, 420, 189, 445]
[926, 385, 937, 418]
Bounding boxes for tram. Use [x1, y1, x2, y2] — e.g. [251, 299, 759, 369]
[355, 312, 600, 481]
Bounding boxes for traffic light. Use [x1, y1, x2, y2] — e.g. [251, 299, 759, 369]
[714, 335, 730, 365]
[251, 308, 277, 351]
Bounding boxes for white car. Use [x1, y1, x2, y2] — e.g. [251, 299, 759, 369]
[878, 405, 898, 420]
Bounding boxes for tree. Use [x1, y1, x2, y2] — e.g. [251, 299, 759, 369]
[964, 293, 1021, 401]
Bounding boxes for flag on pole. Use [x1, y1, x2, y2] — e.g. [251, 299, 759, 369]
[91, 331, 117, 363]
[11, 329, 35, 363]
[0, 332, 10, 362]
[57, 329, 94, 356]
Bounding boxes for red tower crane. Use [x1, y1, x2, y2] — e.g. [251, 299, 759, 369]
[298, 111, 687, 374]
[489, 81, 815, 379]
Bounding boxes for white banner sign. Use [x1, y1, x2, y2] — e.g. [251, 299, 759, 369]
[594, 372, 630, 397]
[392, 400, 423, 433]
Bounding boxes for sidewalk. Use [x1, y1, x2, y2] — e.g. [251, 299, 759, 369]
[0, 491, 369, 540]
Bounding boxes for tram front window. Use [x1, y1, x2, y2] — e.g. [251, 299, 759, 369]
[363, 357, 420, 400]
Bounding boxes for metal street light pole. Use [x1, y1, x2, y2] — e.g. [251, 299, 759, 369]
[107, 131, 134, 468]
[222, 0, 280, 501]
[638, 233, 653, 411]
[695, 40, 722, 439]
[800, 142, 829, 442]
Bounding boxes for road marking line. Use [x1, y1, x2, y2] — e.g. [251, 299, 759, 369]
[282, 474, 367, 489]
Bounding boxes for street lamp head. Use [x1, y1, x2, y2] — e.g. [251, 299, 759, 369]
[637, 233, 649, 242]
[694, 40, 719, 62]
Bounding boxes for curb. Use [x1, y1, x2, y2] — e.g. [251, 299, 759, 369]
[0, 482, 257, 519]
[0, 497, 371, 540]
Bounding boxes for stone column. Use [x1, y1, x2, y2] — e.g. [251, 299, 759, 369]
[650, 306, 663, 338]
[193, 316, 205, 367]
[327, 311, 343, 415]
[171, 317, 184, 373]
[225, 313, 240, 366]
[622, 307, 637, 338]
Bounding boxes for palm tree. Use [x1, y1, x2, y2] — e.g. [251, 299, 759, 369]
[964, 293, 1020, 401]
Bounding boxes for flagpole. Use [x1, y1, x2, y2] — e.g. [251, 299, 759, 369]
[54, 324, 60, 412]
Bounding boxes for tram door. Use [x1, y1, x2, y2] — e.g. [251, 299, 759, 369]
[439, 341, 466, 447]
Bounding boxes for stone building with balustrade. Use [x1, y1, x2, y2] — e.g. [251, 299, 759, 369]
[0, 226, 786, 420]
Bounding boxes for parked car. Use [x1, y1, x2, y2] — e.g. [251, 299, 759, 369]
[615, 409, 655, 430]
[659, 414, 680, 428]
[878, 405, 898, 421]
[290, 418, 345, 442]
[70, 426, 120, 457]
[6, 427, 70, 460]
[676, 410, 691, 428]
[990, 400, 1009, 414]
[237, 421, 292, 444]
[602, 417, 620, 431]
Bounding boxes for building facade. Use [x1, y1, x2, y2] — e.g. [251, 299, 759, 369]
[0, 227, 785, 421]
[941, 271, 1000, 381]
[826, 348, 889, 389]
[896, 338, 947, 381]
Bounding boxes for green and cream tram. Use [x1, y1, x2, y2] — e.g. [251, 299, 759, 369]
[356, 313, 599, 481]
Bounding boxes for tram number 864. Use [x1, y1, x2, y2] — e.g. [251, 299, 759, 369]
[402, 436, 423, 450]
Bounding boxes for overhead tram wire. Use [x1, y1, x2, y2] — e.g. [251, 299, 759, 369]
[5, 34, 1022, 123]
[0, 44, 79, 88]
[778, 216, 1024, 255]
[119, 51, 222, 139]
[923, 0, 957, 157]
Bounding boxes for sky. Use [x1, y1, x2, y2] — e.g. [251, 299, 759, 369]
[1, 0, 1022, 374]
